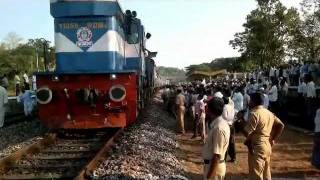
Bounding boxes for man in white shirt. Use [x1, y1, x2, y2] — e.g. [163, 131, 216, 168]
[268, 80, 278, 114]
[222, 90, 236, 163]
[258, 87, 269, 109]
[232, 87, 244, 113]
[193, 94, 206, 142]
[0, 85, 8, 128]
[243, 89, 251, 111]
[269, 67, 275, 80]
[242, 87, 251, 123]
[306, 79, 316, 98]
[23, 71, 30, 90]
[248, 79, 257, 95]
[300, 63, 304, 78]
[305, 74, 317, 127]
[298, 78, 307, 97]
[14, 72, 21, 96]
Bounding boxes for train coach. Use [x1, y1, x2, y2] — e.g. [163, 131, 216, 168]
[35, 0, 156, 129]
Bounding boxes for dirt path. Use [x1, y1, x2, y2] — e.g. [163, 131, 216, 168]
[177, 124, 320, 180]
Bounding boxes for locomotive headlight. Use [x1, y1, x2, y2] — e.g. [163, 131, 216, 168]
[52, 75, 59, 82]
[109, 85, 126, 102]
[110, 74, 117, 80]
[36, 87, 53, 105]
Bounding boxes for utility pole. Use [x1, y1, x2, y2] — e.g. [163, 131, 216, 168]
[35, 47, 39, 72]
[40, 38, 50, 71]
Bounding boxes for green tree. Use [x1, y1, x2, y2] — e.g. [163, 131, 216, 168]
[230, 0, 300, 69]
[294, 0, 320, 61]
[0, 37, 54, 76]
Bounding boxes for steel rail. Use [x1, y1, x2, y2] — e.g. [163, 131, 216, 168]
[75, 128, 123, 180]
[0, 129, 123, 180]
[0, 133, 57, 174]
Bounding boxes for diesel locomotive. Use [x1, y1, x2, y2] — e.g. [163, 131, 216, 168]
[36, 0, 156, 129]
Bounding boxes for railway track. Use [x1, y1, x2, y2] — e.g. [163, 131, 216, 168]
[0, 129, 122, 180]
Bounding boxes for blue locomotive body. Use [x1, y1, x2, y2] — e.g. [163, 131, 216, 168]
[50, 0, 143, 74]
[35, 0, 155, 129]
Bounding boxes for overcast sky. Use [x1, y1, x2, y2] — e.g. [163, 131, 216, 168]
[0, 0, 301, 68]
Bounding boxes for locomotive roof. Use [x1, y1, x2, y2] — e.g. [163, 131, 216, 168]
[50, 0, 124, 18]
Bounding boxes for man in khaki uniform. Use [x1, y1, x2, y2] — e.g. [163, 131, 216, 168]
[202, 97, 230, 180]
[245, 93, 284, 180]
[175, 88, 186, 134]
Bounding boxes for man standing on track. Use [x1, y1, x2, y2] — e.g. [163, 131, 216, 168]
[175, 88, 186, 134]
[244, 93, 284, 180]
[0, 84, 8, 128]
[202, 97, 230, 180]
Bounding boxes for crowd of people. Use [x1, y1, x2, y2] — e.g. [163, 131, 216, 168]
[0, 71, 36, 128]
[244, 61, 320, 87]
[161, 70, 319, 180]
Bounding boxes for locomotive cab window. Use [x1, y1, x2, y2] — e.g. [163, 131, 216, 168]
[128, 21, 140, 44]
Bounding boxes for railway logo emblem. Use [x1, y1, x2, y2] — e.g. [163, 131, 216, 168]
[76, 27, 93, 48]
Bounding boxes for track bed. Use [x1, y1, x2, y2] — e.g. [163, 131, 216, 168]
[0, 129, 122, 180]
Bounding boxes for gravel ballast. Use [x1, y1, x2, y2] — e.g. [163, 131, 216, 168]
[93, 96, 188, 180]
[0, 120, 48, 158]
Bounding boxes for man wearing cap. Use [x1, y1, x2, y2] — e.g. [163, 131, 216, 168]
[244, 93, 284, 180]
[175, 88, 186, 134]
[202, 97, 230, 180]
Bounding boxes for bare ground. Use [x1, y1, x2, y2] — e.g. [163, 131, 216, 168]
[176, 122, 320, 180]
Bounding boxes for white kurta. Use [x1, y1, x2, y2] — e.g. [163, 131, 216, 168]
[0, 86, 8, 127]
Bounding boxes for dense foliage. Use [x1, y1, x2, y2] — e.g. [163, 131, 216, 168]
[230, 0, 320, 71]
[188, 0, 320, 73]
[186, 57, 244, 76]
[0, 33, 54, 78]
[157, 66, 186, 78]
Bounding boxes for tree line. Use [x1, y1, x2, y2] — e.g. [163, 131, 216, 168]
[0, 32, 55, 79]
[188, 0, 320, 73]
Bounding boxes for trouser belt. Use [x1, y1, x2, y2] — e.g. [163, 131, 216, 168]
[204, 159, 225, 164]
